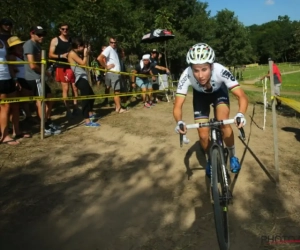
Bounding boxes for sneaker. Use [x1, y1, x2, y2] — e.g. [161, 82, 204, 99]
[45, 127, 61, 136]
[148, 101, 155, 106]
[144, 102, 151, 108]
[49, 122, 61, 130]
[89, 114, 100, 122]
[206, 160, 211, 178]
[85, 122, 100, 127]
[230, 156, 241, 173]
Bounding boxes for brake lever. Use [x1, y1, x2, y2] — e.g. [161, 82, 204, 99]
[236, 117, 246, 140]
[179, 124, 184, 147]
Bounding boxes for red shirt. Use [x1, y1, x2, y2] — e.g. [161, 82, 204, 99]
[272, 63, 282, 83]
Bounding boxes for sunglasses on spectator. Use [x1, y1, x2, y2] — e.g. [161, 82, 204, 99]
[110, 41, 117, 44]
[2, 23, 12, 26]
[61, 28, 69, 31]
[34, 33, 45, 37]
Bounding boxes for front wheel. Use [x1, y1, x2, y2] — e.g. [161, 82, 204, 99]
[211, 147, 230, 250]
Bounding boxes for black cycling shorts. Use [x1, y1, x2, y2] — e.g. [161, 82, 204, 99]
[193, 83, 230, 122]
[27, 79, 51, 97]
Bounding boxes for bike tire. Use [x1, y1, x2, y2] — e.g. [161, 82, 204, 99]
[211, 147, 230, 250]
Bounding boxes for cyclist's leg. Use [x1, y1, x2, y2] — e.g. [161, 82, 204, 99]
[214, 84, 240, 173]
[193, 89, 211, 176]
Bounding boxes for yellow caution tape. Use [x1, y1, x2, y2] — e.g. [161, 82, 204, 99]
[0, 61, 42, 64]
[0, 89, 174, 104]
[275, 96, 300, 113]
[48, 59, 157, 78]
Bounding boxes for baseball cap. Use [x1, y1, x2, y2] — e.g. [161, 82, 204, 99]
[7, 36, 24, 47]
[151, 49, 158, 53]
[0, 18, 13, 26]
[142, 54, 151, 60]
[30, 26, 46, 35]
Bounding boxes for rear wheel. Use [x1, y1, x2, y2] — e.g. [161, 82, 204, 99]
[211, 147, 230, 250]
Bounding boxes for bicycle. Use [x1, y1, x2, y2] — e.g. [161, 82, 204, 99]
[179, 118, 245, 250]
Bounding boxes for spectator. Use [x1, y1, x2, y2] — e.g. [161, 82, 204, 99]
[118, 47, 130, 106]
[49, 23, 79, 117]
[7, 36, 33, 119]
[150, 49, 170, 103]
[0, 18, 13, 45]
[6, 36, 32, 139]
[23, 26, 61, 136]
[131, 54, 155, 108]
[68, 38, 99, 127]
[98, 37, 127, 113]
[0, 38, 20, 145]
[261, 58, 282, 110]
[90, 56, 100, 86]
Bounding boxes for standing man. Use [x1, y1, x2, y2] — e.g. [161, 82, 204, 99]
[150, 49, 170, 103]
[49, 23, 79, 117]
[261, 58, 282, 110]
[98, 37, 127, 113]
[23, 26, 61, 135]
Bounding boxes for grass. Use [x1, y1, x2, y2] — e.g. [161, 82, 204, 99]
[241, 63, 300, 81]
[241, 90, 300, 104]
[253, 72, 300, 92]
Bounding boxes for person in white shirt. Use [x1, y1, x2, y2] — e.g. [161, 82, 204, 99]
[98, 37, 127, 113]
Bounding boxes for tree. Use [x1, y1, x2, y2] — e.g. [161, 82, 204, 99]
[212, 9, 253, 67]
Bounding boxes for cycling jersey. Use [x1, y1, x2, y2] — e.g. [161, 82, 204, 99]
[176, 63, 240, 97]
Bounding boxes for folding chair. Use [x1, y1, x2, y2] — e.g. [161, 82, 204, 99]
[158, 73, 175, 102]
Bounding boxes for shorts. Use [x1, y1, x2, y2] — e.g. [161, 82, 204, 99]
[105, 73, 121, 91]
[152, 80, 159, 91]
[17, 78, 31, 91]
[27, 79, 52, 97]
[0, 78, 16, 94]
[193, 83, 230, 122]
[275, 83, 281, 96]
[136, 77, 152, 89]
[56, 67, 75, 83]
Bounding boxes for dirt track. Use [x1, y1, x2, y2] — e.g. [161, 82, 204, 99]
[0, 96, 300, 250]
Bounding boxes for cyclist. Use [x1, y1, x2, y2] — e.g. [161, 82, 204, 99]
[173, 43, 248, 177]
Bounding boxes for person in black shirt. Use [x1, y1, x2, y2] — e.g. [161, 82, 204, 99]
[49, 23, 79, 117]
[150, 49, 170, 103]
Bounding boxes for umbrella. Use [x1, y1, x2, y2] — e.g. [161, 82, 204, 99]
[141, 29, 175, 43]
[140, 29, 175, 100]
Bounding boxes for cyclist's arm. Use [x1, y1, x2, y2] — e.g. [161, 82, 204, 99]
[231, 88, 248, 115]
[173, 68, 190, 122]
[173, 96, 185, 122]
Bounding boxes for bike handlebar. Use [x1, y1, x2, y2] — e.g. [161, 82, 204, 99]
[179, 118, 246, 147]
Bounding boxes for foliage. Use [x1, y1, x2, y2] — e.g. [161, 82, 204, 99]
[1, 0, 300, 72]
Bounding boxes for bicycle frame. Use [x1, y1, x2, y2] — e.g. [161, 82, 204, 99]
[208, 119, 231, 197]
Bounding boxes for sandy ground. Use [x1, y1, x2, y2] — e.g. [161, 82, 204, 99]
[0, 93, 300, 250]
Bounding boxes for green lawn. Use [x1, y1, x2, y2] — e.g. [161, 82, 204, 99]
[241, 63, 300, 81]
[253, 71, 300, 92]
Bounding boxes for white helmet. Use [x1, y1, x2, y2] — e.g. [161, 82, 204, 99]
[186, 43, 215, 65]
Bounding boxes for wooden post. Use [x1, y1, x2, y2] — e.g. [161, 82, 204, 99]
[40, 50, 46, 139]
[269, 60, 280, 185]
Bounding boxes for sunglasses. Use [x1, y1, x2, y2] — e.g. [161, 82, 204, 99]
[61, 28, 69, 31]
[2, 23, 12, 26]
[35, 33, 45, 37]
[110, 41, 117, 44]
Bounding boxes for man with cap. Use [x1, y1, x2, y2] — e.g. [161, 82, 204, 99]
[23, 26, 61, 135]
[0, 18, 13, 45]
[150, 49, 170, 103]
[131, 54, 155, 108]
